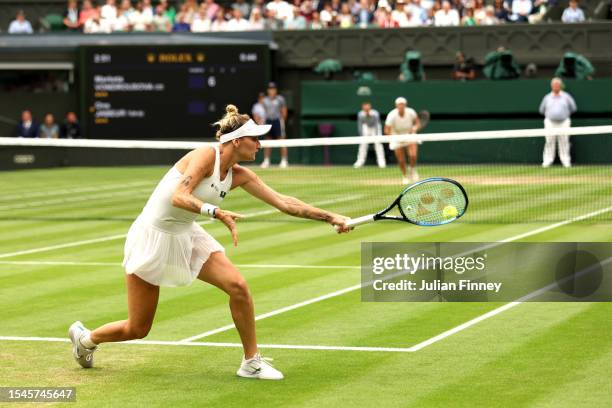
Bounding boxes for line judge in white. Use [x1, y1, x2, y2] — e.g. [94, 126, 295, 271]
[68, 105, 351, 380]
[539, 77, 577, 168]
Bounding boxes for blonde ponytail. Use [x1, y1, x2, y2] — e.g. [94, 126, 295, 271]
[213, 104, 250, 140]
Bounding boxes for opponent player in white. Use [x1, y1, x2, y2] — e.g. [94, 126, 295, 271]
[353, 102, 386, 168]
[384, 97, 421, 184]
[69, 105, 351, 380]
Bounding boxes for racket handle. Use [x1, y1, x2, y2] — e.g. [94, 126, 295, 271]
[334, 214, 375, 231]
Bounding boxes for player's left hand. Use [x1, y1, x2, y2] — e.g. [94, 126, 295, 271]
[216, 209, 244, 246]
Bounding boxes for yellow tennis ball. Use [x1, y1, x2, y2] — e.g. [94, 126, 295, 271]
[442, 205, 458, 219]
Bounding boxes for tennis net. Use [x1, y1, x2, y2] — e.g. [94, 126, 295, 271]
[1, 125, 611, 224]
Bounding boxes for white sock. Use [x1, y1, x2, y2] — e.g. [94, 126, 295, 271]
[79, 332, 97, 349]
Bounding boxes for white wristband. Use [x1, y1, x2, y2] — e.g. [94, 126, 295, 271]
[200, 203, 218, 218]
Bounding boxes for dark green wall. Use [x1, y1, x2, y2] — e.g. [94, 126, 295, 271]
[301, 80, 612, 116]
[300, 80, 612, 164]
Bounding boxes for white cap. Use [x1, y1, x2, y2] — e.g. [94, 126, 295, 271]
[219, 119, 271, 143]
[395, 96, 407, 105]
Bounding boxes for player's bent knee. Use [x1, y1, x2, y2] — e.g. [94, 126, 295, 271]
[228, 279, 251, 301]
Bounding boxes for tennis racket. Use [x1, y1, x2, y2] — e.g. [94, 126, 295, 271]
[339, 178, 468, 229]
[417, 110, 430, 131]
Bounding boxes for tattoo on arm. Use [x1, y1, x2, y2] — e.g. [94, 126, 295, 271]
[185, 196, 202, 212]
[280, 196, 332, 222]
[181, 176, 192, 187]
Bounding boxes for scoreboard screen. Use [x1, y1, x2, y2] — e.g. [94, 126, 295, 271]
[80, 44, 269, 140]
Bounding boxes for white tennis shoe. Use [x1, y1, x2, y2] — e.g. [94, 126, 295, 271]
[237, 353, 284, 380]
[260, 158, 270, 168]
[279, 158, 289, 168]
[68, 321, 97, 368]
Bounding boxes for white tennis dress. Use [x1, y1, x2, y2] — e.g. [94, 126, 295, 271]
[123, 146, 232, 287]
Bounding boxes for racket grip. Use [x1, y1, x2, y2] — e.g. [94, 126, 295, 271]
[334, 214, 375, 231]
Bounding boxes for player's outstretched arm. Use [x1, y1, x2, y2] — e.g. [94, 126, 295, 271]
[234, 166, 351, 233]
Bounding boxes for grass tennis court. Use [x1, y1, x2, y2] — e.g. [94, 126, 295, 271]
[1, 166, 611, 407]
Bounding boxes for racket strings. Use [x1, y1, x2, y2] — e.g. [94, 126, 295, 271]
[399, 181, 467, 225]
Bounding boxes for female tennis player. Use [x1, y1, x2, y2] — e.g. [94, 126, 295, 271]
[69, 105, 351, 380]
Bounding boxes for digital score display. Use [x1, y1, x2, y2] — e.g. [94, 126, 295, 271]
[80, 45, 269, 139]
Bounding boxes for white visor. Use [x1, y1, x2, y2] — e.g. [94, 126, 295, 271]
[219, 119, 271, 143]
[395, 97, 407, 105]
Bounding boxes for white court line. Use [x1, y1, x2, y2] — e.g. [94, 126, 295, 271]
[0, 196, 358, 260]
[0, 336, 413, 353]
[0, 187, 153, 211]
[0, 181, 154, 202]
[0, 260, 360, 269]
[180, 205, 612, 344]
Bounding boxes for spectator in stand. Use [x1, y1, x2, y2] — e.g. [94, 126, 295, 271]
[434, 1, 460, 26]
[204, 0, 220, 19]
[173, 4, 193, 31]
[152, 4, 172, 31]
[160, 0, 176, 23]
[130, 1, 153, 31]
[375, 1, 393, 27]
[227, 8, 250, 30]
[528, 0, 548, 23]
[493, 0, 509, 21]
[233, 0, 252, 18]
[392, 0, 412, 27]
[310, 11, 324, 28]
[101, 0, 118, 21]
[84, 7, 112, 33]
[331, 0, 342, 13]
[60, 112, 81, 139]
[300, 0, 314, 21]
[64, 0, 81, 31]
[210, 8, 227, 31]
[320, 2, 335, 26]
[508, 0, 532, 22]
[286, 6, 308, 28]
[119, 0, 135, 19]
[409, 0, 429, 26]
[267, 0, 294, 22]
[480, 5, 500, 24]
[191, 4, 211, 31]
[79, 0, 98, 27]
[562, 0, 586, 22]
[112, 6, 130, 31]
[428, 0, 442, 21]
[249, 7, 266, 28]
[473, 0, 486, 23]
[452, 51, 476, 80]
[142, 0, 154, 20]
[8, 10, 34, 34]
[264, 8, 284, 29]
[16, 110, 40, 138]
[348, 0, 360, 15]
[338, 3, 355, 27]
[461, 7, 476, 25]
[355, 0, 374, 27]
[39, 114, 59, 139]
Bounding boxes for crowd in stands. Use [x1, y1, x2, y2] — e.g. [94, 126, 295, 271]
[6, 0, 605, 34]
[15, 110, 81, 138]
